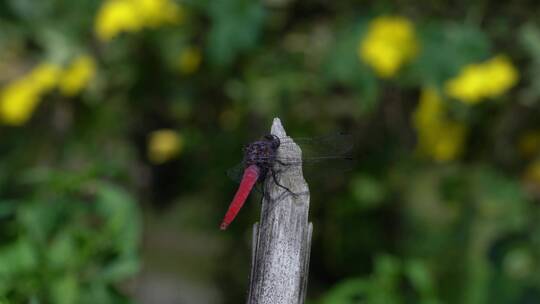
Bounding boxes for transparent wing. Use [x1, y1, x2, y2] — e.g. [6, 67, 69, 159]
[251, 133, 354, 164]
[280, 133, 354, 160]
[226, 133, 355, 184]
[226, 163, 245, 183]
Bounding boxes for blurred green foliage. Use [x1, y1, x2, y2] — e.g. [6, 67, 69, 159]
[1, 0, 540, 303]
[0, 178, 140, 303]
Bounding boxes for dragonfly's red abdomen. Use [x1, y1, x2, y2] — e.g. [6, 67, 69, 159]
[220, 165, 261, 230]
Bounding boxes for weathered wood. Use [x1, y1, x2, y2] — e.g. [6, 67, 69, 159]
[247, 118, 313, 304]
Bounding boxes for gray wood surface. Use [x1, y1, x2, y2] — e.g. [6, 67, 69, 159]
[247, 118, 313, 304]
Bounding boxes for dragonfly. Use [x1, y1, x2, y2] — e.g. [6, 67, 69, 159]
[220, 133, 353, 230]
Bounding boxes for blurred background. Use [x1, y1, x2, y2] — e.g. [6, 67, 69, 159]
[1, 0, 540, 303]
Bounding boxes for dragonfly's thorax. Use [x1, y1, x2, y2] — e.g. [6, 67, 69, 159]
[243, 135, 280, 173]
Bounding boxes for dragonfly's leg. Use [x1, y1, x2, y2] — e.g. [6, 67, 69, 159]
[272, 160, 302, 196]
[272, 160, 291, 178]
[271, 168, 297, 197]
[275, 159, 290, 166]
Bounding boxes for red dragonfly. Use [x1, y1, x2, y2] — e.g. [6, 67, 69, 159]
[220, 133, 352, 230]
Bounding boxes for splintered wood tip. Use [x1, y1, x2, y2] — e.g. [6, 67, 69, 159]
[271, 117, 286, 138]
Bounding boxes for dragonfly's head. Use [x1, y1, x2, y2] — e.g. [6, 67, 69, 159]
[264, 134, 280, 150]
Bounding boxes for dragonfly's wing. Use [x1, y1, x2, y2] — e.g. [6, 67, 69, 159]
[263, 133, 355, 176]
[270, 156, 356, 176]
[226, 163, 245, 184]
[279, 133, 354, 160]
[227, 133, 355, 187]
[301, 156, 356, 175]
[249, 133, 354, 165]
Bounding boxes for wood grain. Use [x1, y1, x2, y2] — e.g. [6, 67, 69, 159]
[247, 118, 312, 304]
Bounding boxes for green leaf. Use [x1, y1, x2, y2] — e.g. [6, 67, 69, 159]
[101, 255, 140, 282]
[0, 238, 37, 276]
[519, 23, 540, 104]
[324, 21, 378, 113]
[0, 200, 16, 218]
[350, 174, 386, 209]
[319, 277, 368, 304]
[50, 275, 79, 304]
[405, 259, 440, 304]
[471, 167, 528, 230]
[95, 183, 141, 254]
[206, 0, 265, 66]
[47, 232, 76, 269]
[411, 22, 490, 86]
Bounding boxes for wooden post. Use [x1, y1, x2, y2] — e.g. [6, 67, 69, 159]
[247, 118, 313, 304]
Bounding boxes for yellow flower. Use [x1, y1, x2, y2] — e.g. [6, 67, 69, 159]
[28, 63, 62, 91]
[483, 56, 519, 96]
[95, 0, 183, 41]
[136, 0, 184, 27]
[359, 16, 418, 78]
[444, 55, 518, 104]
[412, 87, 445, 129]
[518, 130, 540, 158]
[0, 63, 61, 126]
[178, 47, 202, 74]
[148, 129, 183, 164]
[524, 160, 540, 186]
[430, 121, 467, 162]
[413, 87, 467, 162]
[0, 80, 41, 126]
[59, 55, 97, 96]
[95, 0, 142, 41]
